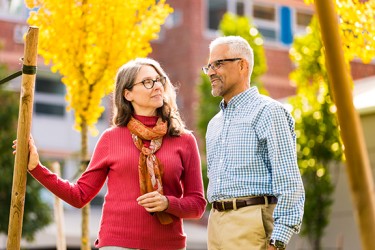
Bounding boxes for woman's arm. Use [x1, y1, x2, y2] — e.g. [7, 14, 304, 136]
[14, 132, 110, 208]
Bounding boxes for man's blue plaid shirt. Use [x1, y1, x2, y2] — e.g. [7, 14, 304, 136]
[206, 87, 305, 244]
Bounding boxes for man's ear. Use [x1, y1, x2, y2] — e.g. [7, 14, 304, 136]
[240, 59, 248, 70]
[239, 59, 249, 74]
[124, 89, 132, 102]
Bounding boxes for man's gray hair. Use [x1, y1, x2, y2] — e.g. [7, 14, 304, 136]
[209, 36, 254, 78]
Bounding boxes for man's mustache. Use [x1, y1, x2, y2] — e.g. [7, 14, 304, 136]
[210, 75, 221, 82]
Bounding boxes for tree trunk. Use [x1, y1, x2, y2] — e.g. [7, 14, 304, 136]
[80, 119, 91, 250]
[50, 162, 67, 250]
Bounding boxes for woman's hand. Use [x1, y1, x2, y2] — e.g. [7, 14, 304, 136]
[12, 136, 40, 171]
[137, 191, 169, 213]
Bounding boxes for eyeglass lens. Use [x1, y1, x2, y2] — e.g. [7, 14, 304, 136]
[142, 76, 166, 89]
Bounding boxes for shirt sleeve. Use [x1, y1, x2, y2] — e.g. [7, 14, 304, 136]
[29, 130, 110, 208]
[165, 133, 207, 219]
[257, 102, 305, 244]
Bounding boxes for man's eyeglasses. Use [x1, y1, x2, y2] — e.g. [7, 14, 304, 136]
[202, 58, 242, 74]
[133, 76, 167, 89]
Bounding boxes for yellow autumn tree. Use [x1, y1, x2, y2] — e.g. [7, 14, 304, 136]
[336, 0, 375, 63]
[304, 0, 375, 63]
[25, 1, 172, 249]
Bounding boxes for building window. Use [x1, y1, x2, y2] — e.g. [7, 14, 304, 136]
[34, 76, 66, 117]
[258, 27, 277, 40]
[252, 3, 278, 42]
[36, 77, 65, 95]
[164, 10, 183, 29]
[296, 11, 313, 27]
[13, 25, 29, 44]
[294, 10, 313, 36]
[208, 0, 227, 30]
[253, 4, 276, 21]
[236, 1, 245, 16]
[35, 103, 65, 116]
[0, 0, 29, 19]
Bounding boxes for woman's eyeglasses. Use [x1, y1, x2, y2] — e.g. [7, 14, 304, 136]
[202, 58, 242, 74]
[133, 76, 167, 89]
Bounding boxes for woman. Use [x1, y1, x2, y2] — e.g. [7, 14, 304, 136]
[14, 58, 207, 249]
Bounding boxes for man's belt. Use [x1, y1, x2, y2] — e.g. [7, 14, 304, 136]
[212, 196, 278, 212]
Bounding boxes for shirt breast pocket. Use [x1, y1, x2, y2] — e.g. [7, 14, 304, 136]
[224, 121, 259, 167]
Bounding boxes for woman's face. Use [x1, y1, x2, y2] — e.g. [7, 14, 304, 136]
[124, 65, 165, 116]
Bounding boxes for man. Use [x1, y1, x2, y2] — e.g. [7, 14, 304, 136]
[203, 35, 305, 250]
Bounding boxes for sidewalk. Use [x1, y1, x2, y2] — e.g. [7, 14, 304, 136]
[1, 208, 208, 250]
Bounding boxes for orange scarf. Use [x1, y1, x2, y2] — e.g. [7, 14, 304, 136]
[127, 116, 173, 225]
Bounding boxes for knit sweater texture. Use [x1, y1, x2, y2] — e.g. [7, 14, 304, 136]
[30, 115, 206, 249]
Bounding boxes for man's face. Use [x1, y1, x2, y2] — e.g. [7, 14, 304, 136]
[207, 45, 243, 102]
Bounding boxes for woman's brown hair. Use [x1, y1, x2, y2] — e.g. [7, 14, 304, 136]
[112, 58, 187, 136]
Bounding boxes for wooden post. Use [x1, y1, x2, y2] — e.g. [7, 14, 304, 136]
[314, 1, 375, 250]
[50, 162, 67, 250]
[7, 27, 39, 250]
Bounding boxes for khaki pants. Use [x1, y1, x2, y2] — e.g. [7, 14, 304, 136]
[207, 203, 276, 250]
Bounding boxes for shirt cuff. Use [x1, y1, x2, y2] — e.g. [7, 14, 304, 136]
[271, 224, 296, 244]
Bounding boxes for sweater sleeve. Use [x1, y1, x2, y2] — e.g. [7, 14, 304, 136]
[165, 133, 207, 219]
[29, 130, 110, 208]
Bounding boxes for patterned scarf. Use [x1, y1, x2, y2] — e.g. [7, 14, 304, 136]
[127, 116, 173, 225]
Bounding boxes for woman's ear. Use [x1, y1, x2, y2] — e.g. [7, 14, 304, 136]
[124, 89, 132, 102]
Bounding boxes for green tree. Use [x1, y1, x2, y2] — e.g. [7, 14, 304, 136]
[0, 73, 52, 241]
[196, 13, 267, 199]
[288, 17, 344, 250]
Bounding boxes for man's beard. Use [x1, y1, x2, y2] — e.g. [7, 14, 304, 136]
[210, 79, 222, 97]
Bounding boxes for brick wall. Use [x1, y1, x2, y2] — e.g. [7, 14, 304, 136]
[150, 0, 210, 130]
[262, 46, 296, 98]
[0, 19, 25, 70]
[351, 61, 375, 80]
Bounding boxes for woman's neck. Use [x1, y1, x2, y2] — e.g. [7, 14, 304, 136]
[133, 114, 158, 127]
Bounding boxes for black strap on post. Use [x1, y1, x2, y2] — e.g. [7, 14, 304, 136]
[22, 65, 37, 75]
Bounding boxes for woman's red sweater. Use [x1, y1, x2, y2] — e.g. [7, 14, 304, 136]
[30, 115, 206, 249]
